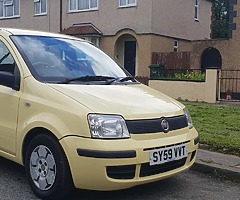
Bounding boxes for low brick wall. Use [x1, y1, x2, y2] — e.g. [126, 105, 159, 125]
[149, 69, 218, 103]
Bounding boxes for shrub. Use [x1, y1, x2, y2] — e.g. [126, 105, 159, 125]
[174, 70, 205, 81]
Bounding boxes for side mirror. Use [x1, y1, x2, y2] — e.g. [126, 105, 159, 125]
[0, 71, 18, 90]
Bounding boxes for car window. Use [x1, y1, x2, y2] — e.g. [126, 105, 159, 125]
[11, 36, 129, 83]
[0, 41, 15, 74]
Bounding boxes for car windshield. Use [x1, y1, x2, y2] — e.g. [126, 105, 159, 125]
[11, 35, 130, 84]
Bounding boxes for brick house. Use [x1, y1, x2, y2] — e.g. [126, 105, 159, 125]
[191, 0, 238, 71]
[188, 0, 240, 100]
[0, 0, 212, 77]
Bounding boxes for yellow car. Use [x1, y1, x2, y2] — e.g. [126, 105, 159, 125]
[0, 28, 199, 199]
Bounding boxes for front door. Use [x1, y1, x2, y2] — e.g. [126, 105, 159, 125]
[124, 41, 136, 76]
[0, 40, 20, 155]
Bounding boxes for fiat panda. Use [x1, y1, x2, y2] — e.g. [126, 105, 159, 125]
[0, 28, 199, 199]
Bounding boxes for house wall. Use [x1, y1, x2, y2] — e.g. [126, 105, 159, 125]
[191, 39, 230, 69]
[0, 0, 212, 38]
[224, 0, 240, 69]
[100, 30, 192, 77]
[100, 29, 152, 77]
[62, 0, 153, 36]
[0, 0, 213, 77]
[0, 0, 60, 32]
[190, 1, 240, 70]
[150, 35, 192, 54]
[151, 0, 212, 40]
[63, 0, 212, 40]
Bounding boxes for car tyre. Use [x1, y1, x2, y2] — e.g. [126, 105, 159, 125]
[25, 134, 73, 200]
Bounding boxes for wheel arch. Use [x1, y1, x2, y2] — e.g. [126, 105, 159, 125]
[22, 127, 59, 165]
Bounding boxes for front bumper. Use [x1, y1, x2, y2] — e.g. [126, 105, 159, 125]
[60, 127, 199, 191]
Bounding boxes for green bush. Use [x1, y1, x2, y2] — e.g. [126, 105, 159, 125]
[149, 65, 205, 81]
[174, 70, 205, 81]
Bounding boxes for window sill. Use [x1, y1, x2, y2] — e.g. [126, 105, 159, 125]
[34, 13, 47, 17]
[0, 15, 20, 20]
[118, 4, 137, 9]
[68, 8, 98, 14]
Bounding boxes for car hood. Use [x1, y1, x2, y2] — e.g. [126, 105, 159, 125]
[48, 84, 184, 119]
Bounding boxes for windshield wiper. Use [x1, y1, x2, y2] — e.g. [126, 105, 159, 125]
[58, 75, 116, 84]
[105, 76, 136, 85]
[119, 76, 136, 82]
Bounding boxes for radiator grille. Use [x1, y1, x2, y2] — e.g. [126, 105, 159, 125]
[126, 115, 188, 134]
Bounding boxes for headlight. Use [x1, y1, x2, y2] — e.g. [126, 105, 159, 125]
[88, 114, 130, 139]
[183, 108, 193, 129]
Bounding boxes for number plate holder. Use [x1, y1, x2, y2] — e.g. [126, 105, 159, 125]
[150, 144, 188, 166]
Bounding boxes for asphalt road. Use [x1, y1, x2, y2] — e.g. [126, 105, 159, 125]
[0, 157, 239, 200]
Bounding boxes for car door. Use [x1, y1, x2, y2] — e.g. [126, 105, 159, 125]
[0, 39, 21, 155]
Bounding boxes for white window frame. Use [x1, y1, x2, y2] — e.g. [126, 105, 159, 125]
[119, 0, 137, 8]
[34, 0, 47, 16]
[0, 0, 20, 19]
[4, 0, 13, 6]
[81, 36, 99, 47]
[194, 0, 199, 21]
[69, 0, 98, 12]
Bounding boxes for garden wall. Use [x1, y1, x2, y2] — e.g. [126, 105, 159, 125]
[149, 69, 218, 103]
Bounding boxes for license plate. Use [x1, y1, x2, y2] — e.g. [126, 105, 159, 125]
[150, 144, 188, 166]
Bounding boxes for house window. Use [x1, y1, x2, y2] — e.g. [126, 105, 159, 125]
[174, 40, 178, 52]
[69, 0, 98, 12]
[194, 0, 199, 21]
[0, 0, 20, 19]
[119, 0, 137, 7]
[81, 37, 99, 47]
[34, 0, 47, 15]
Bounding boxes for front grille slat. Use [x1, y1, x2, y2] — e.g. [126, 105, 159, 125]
[140, 157, 187, 177]
[107, 165, 136, 179]
[126, 115, 188, 134]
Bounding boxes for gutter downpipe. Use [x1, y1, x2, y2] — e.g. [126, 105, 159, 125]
[60, 0, 63, 32]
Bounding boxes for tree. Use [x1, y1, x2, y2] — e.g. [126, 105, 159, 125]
[211, 0, 229, 39]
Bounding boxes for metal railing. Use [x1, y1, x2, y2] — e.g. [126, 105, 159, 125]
[219, 70, 240, 100]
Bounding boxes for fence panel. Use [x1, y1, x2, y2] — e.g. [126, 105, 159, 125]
[152, 52, 191, 69]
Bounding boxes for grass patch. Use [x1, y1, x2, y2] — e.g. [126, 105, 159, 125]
[184, 102, 240, 156]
